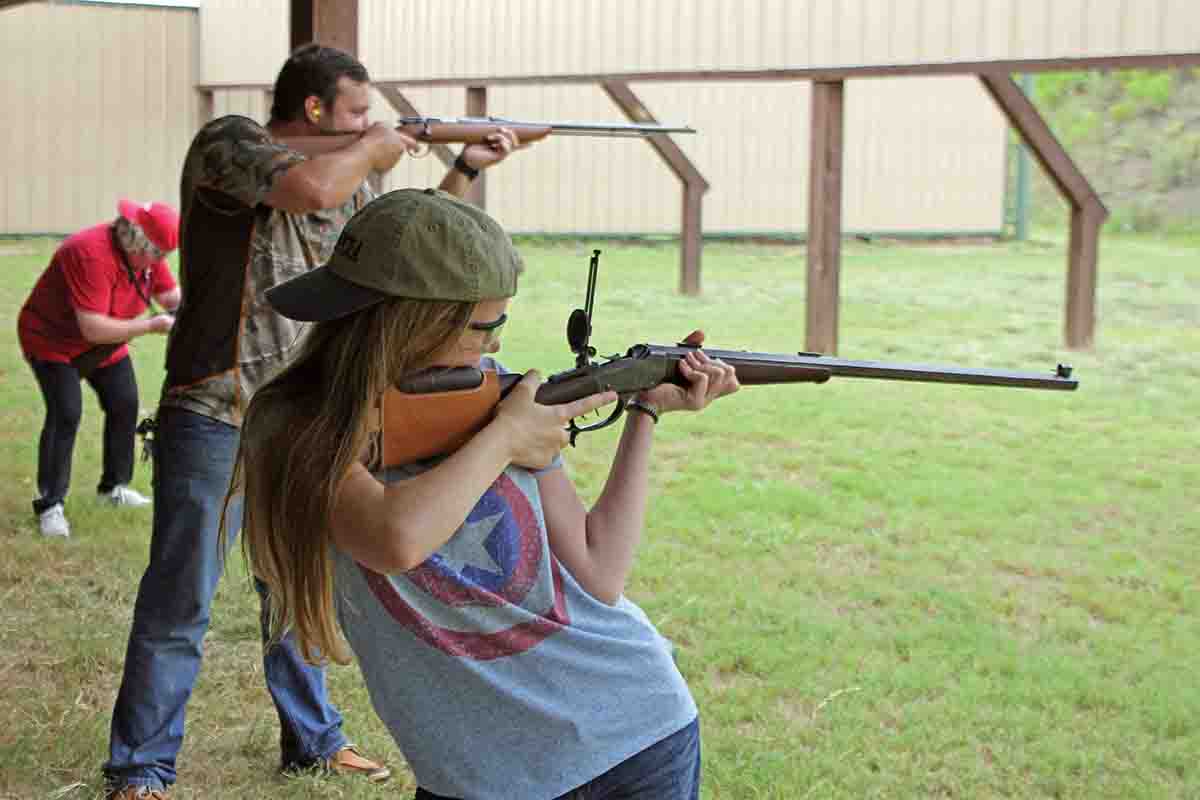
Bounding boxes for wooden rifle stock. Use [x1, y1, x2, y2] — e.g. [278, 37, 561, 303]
[395, 120, 554, 145]
[381, 344, 1076, 467]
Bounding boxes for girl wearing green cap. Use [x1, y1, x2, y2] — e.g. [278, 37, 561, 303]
[230, 189, 738, 799]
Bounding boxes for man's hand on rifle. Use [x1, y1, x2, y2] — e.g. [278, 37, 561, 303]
[458, 126, 528, 173]
[638, 330, 740, 416]
[362, 122, 422, 173]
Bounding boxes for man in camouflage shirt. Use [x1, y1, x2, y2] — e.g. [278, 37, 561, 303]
[103, 44, 525, 799]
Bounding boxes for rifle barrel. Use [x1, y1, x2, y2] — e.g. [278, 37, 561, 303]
[398, 116, 696, 137]
[640, 345, 1078, 391]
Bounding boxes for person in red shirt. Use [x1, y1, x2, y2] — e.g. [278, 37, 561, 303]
[17, 199, 182, 537]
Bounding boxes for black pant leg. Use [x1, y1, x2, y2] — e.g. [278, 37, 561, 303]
[87, 355, 140, 493]
[29, 359, 84, 514]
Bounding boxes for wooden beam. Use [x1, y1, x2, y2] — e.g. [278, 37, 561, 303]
[806, 81, 845, 356]
[291, 0, 358, 55]
[369, 52, 1200, 89]
[601, 81, 709, 295]
[980, 74, 1107, 350]
[466, 86, 487, 208]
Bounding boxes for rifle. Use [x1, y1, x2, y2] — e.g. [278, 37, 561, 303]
[381, 251, 1077, 466]
[394, 116, 696, 144]
[283, 117, 696, 158]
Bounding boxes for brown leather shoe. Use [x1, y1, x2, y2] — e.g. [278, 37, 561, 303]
[326, 744, 391, 783]
[107, 787, 168, 800]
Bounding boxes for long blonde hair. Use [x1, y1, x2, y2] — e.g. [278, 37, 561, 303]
[223, 297, 474, 664]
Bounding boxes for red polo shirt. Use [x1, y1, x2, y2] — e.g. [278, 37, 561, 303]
[17, 223, 177, 368]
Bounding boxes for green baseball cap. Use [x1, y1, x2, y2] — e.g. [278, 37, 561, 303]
[266, 188, 523, 322]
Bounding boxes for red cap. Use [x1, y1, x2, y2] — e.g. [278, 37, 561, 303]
[117, 199, 180, 253]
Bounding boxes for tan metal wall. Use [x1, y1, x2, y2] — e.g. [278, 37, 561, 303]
[361, 0, 1200, 79]
[197, 0, 1200, 86]
[0, 1, 198, 234]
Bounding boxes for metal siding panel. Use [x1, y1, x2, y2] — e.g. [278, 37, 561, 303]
[28, 5, 52, 231]
[1048, 0, 1087, 57]
[980, 0, 1017, 59]
[1161, 0, 1200, 51]
[76, 6, 106, 227]
[920, 0, 955, 61]
[7, 4, 35, 230]
[838, 0, 866, 65]
[200, 0, 285, 84]
[861, 0, 893, 64]
[1117, 0, 1158, 53]
[888, 0, 921, 62]
[786, 0, 814, 66]
[948, 0, 986, 60]
[0, 3, 197, 234]
[811, 0, 836, 65]
[1084, 0, 1122, 54]
[757, 0, 784, 67]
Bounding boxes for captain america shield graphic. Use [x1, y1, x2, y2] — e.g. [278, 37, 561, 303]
[360, 471, 569, 660]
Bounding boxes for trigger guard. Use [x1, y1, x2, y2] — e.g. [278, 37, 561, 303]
[567, 403, 626, 446]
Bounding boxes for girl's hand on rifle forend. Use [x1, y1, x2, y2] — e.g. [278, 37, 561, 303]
[493, 370, 618, 469]
[459, 127, 528, 172]
[640, 329, 741, 414]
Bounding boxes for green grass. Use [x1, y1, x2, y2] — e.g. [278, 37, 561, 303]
[1, 230, 1197, 799]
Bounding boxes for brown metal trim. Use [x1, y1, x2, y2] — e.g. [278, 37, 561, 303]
[363, 52, 1200, 89]
[466, 86, 487, 209]
[806, 81, 845, 356]
[602, 82, 708, 295]
[375, 86, 456, 168]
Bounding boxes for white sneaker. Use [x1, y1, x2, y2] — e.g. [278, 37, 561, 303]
[100, 485, 152, 507]
[38, 503, 71, 537]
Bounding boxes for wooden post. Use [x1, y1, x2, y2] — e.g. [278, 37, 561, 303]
[466, 86, 487, 208]
[290, 0, 357, 55]
[806, 80, 845, 355]
[979, 74, 1108, 350]
[600, 81, 708, 295]
[681, 183, 703, 295]
[1066, 204, 1103, 348]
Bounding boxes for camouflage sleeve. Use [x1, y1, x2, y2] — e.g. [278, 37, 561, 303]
[189, 115, 306, 209]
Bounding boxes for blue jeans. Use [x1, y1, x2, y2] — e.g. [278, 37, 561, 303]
[103, 407, 347, 791]
[415, 717, 701, 800]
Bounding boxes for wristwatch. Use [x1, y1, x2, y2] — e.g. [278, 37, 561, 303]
[453, 153, 480, 180]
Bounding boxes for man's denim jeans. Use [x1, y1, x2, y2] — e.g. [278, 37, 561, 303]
[104, 407, 347, 791]
[415, 717, 701, 800]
